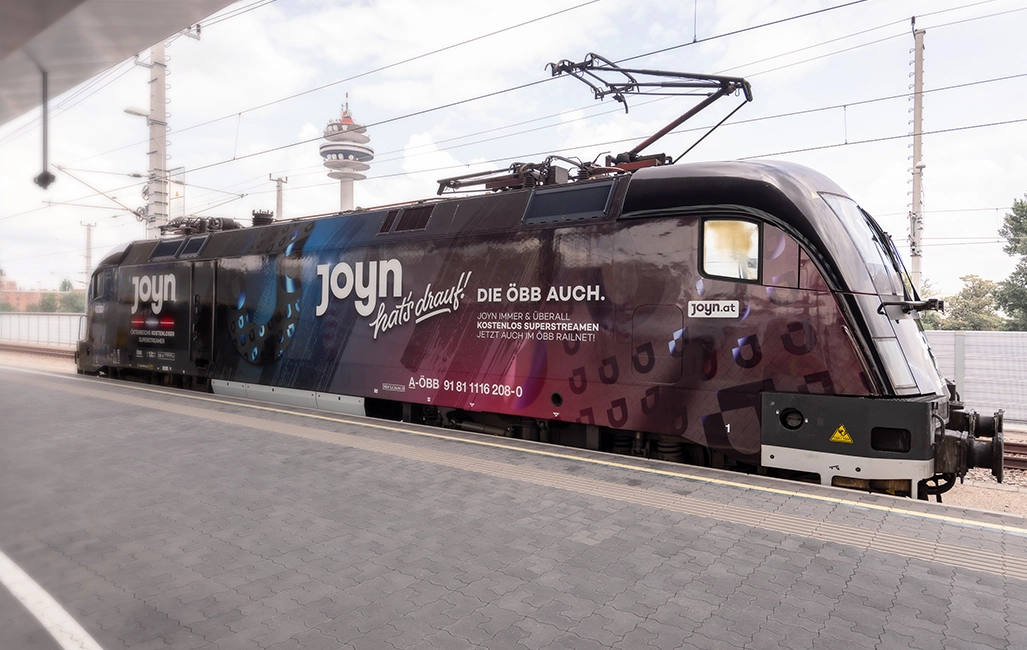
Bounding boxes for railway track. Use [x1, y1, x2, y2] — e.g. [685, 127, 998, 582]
[1006, 440, 1027, 471]
[0, 342, 75, 359]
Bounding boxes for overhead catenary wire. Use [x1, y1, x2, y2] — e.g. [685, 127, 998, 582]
[736, 117, 1027, 161]
[0, 180, 146, 223]
[230, 70, 1027, 199]
[55, 167, 247, 200]
[102, 0, 604, 148]
[202, 0, 279, 27]
[4, 106, 1018, 262]
[897, 240, 1007, 248]
[613, 0, 870, 65]
[125, 0, 1025, 181]
[0, 58, 138, 147]
[4, 116, 1022, 264]
[0, 0, 280, 148]
[4, 0, 1022, 262]
[170, 2, 905, 177]
[45, 62, 1027, 208]
[190, 3, 1016, 185]
[65, 0, 872, 168]
[195, 0, 1027, 182]
[11, 45, 1022, 225]
[3, 0, 1007, 172]
[222, 109, 1027, 209]
[58, 2, 605, 168]
[876, 207, 1010, 217]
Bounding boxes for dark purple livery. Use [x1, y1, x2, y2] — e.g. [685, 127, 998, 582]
[77, 160, 1004, 499]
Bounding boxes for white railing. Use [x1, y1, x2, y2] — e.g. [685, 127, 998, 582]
[925, 330, 1027, 425]
[0, 312, 86, 348]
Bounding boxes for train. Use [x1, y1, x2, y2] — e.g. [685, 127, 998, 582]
[75, 158, 1005, 500]
[76, 56, 1005, 500]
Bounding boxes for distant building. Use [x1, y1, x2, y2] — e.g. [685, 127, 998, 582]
[0, 273, 83, 312]
[0, 283, 44, 311]
[320, 97, 374, 212]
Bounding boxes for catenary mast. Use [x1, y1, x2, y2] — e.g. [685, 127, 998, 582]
[909, 22, 926, 293]
[145, 41, 169, 238]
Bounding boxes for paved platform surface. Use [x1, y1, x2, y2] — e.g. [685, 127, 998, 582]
[2, 364, 1027, 650]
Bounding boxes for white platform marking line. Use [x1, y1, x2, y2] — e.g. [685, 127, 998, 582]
[0, 549, 105, 650]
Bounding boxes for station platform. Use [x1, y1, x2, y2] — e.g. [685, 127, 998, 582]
[1, 364, 1026, 650]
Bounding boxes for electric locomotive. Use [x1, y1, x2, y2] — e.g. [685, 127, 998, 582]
[76, 56, 1004, 499]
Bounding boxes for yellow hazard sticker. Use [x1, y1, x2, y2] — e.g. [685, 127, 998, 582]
[830, 424, 853, 444]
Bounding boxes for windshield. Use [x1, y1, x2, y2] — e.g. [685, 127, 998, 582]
[821, 193, 904, 295]
[878, 226, 919, 301]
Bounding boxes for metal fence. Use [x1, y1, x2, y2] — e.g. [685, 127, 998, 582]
[0, 312, 85, 348]
[925, 331, 1027, 425]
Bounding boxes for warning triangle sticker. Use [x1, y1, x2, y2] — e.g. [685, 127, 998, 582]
[830, 424, 853, 444]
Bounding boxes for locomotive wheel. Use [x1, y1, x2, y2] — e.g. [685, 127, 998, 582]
[682, 444, 708, 466]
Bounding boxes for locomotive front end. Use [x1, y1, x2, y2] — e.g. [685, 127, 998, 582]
[761, 385, 1004, 499]
[756, 175, 1004, 499]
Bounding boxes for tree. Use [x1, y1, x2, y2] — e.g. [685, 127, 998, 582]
[58, 291, 85, 313]
[995, 265, 1027, 331]
[996, 195, 1027, 330]
[917, 277, 943, 330]
[30, 293, 60, 313]
[59, 278, 74, 292]
[0, 301, 14, 312]
[941, 275, 1006, 331]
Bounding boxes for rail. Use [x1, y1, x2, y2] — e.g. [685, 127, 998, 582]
[1005, 440, 1027, 471]
[0, 342, 75, 358]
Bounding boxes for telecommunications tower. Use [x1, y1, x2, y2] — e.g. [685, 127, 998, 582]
[320, 97, 373, 212]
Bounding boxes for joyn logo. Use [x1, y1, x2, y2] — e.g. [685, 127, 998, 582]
[316, 259, 403, 317]
[688, 300, 740, 318]
[131, 274, 177, 314]
[316, 258, 472, 340]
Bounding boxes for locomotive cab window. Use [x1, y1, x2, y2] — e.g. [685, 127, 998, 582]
[702, 219, 759, 281]
[89, 271, 104, 301]
[821, 193, 904, 296]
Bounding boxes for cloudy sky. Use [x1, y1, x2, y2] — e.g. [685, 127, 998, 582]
[1, 0, 1025, 296]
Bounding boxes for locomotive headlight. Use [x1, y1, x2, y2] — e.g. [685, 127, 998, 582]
[781, 408, 804, 430]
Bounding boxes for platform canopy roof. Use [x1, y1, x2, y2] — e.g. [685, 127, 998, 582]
[0, 0, 237, 126]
